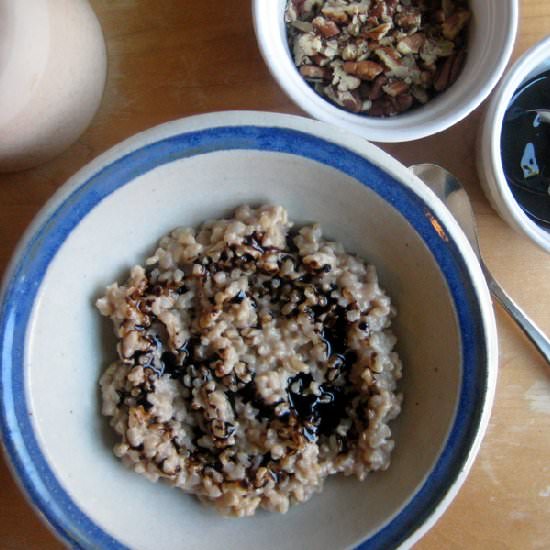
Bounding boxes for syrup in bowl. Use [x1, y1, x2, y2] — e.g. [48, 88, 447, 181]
[501, 69, 550, 228]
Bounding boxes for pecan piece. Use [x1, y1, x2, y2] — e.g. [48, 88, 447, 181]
[364, 22, 392, 41]
[411, 85, 429, 104]
[290, 20, 314, 33]
[343, 61, 359, 74]
[368, 75, 388, 100]
[370, 1, 389, 21]
[442, 9, 471, 40]
[395, 9, 422, 32]
[311, 53, 330, 66]
[321, 5, 349, 24]
[299, 65, 331, 80]
[382, 80, 409, 98]
[341, 42, 358, 60]
[393, 93, 414, 113]
[375, 47, 411, 79]
[334, 89, 363, 112]
[397, 33, 425, 55]
[344, 60, 385, 81]
[420, 70, 434, 88]
[434, 50, 467, 92]
[384, 0, 399, 17]
[357, 60, 385, 80]
[369, 97, 398, 117]
[312, 16, 341, 38]
[449, 50, 466, 86]
[374, 46, 400, 69]
[434, 55, 453, 92]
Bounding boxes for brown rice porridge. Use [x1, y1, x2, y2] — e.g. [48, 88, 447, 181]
[97, 205, 402, 517]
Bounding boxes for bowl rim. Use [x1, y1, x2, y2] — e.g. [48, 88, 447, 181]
[478, 35, 550, 254]
[0, 111, 498, 550]
[252, 0, 519, 143]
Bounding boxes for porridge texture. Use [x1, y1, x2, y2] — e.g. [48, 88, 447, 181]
[97, 205, 402, 516]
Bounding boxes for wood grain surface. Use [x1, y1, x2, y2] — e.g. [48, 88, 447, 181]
[1, 1, 549, 548]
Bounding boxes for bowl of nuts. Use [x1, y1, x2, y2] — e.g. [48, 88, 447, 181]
[253, 0, 518, 142]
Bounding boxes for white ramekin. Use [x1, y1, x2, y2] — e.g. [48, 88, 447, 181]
[253, 0, 518, 143]
[478, 36, 550, 253]
[0, 0, 107, 172]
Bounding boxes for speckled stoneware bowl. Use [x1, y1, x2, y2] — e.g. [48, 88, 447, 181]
[0, 112, 497, 549]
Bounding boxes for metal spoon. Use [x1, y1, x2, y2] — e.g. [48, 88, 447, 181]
[411, 163, 550, 364]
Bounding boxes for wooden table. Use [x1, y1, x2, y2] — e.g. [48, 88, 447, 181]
[1, 1, 549, 548]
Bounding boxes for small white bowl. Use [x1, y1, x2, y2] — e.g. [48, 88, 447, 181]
[0, 112, 497, 549]
[253, 0, 518, 143]
[478, 36, 550, 254]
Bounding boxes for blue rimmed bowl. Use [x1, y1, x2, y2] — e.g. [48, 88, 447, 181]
[0, 111, 497, 549]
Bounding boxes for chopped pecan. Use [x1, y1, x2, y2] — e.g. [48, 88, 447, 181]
[364, 22, 392, 41]
[343, 60, 359, 74]
[286, 0, 472, 117]
[291, 20, 314, 33]
[397, 33, 425, 55]
[333, 89, 363, 112]
[345, 60, 385, 81]
[434, 55, 453, 92]
[356, 60, 385, 80]
[449, 49, 466, 85]
[299, 65, 331, 80]
[370, 1, 391, 21]
[385, 0, 399, 17]
[322, 40, 339, 58]
[374, 46, 401, 65]
[369, 97, 398, 117]
[411, 85, 429, 104]
[311, 53, 330, 66]
[293, 32, 323, 65]
[368, 75, 388, 100]
[382, 80, 409, 97]
[435, 50, 467, 91]
[395, 9, 422, 32]
[442, 9, 471, 40]
[342, 42, 359, 60]
[375, 47, 412, 79]
[312, 16, 341, 38]
[393, 92, 414, 113]
[333, 62, 362, 90]
[321, 5, 349, 23]
[420, 70, 434, 88]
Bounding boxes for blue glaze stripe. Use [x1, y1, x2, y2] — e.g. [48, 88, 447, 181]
[0, 125, 487, 550]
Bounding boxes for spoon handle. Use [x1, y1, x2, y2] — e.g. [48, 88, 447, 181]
[482, 264, 550, 363]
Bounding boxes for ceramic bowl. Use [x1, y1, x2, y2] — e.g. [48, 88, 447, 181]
[0, 0, 107, 172]
[478, 36, 550, 254]
[253, 0, 518, 143]
[0, 111, 497, 549]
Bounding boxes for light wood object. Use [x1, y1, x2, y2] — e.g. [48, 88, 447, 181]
[1, 1, 548, 548]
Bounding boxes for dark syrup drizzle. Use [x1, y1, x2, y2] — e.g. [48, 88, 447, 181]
[501, 70, 550, 228]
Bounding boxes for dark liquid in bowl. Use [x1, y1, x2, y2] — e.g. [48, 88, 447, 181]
[501, 70, 550, 229]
